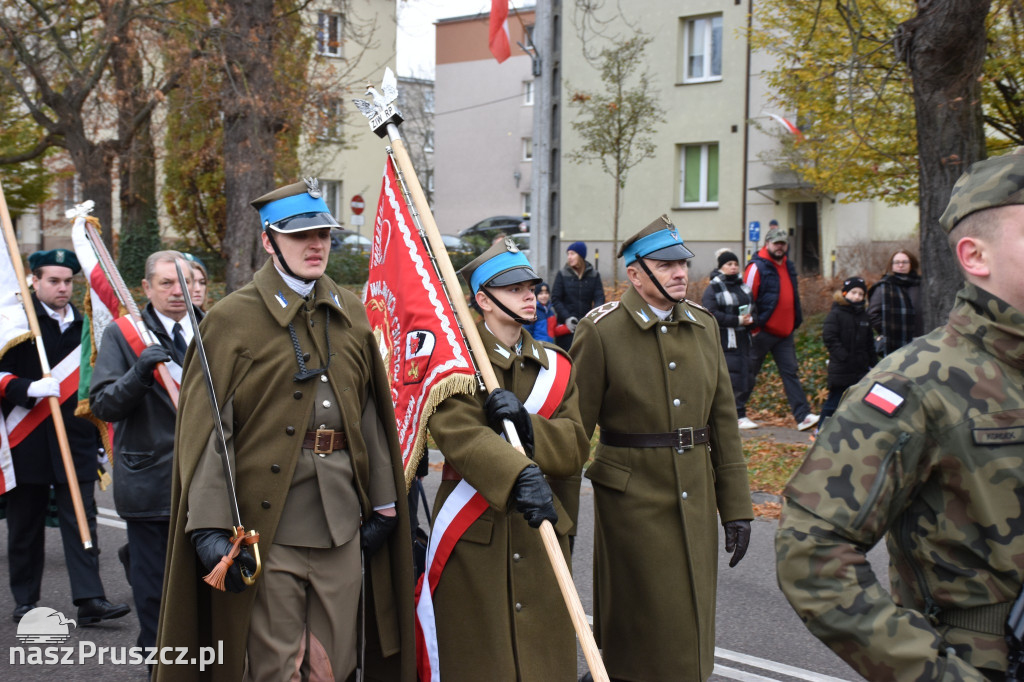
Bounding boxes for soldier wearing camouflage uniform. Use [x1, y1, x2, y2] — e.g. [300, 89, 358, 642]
[776, 149, 1024, 680]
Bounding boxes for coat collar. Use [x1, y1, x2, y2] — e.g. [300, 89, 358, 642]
[479, 322, 550, 370]
[253, 260, 350, 328]
[621, 286, 706, 331]
[949, 283, 1024, 370]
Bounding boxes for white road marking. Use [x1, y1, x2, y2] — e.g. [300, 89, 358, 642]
[715, 648, 853, 682]
[97, 506, 126, 529]
[713, 664, 783, 682]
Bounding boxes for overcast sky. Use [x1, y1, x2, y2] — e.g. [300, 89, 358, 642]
[396, 0, 492, 78]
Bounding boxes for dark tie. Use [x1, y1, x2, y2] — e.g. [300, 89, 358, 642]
[171, 322, 187, 363]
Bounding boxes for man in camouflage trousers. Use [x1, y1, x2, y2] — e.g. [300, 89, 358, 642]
[776, 148, 1024, 680]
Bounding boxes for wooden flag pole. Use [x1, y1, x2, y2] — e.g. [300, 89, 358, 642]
[355, 70, 609, 682]
[0, 181, 93, 550]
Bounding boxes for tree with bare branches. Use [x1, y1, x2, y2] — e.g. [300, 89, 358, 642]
[565, 34, 663, 285]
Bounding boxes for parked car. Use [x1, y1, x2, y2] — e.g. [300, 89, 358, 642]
[330, 229, 372, 255]
[458, 215, 530, 255]
[440, 234, 473, 256]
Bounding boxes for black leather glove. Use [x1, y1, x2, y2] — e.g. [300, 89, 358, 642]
[191, 528, 256, 593]
[511, 465, 557, 528]
[484, 388, 534, 456]
[360, 511, 399, 557]
[723, 519, 751, 568]
[136, 344, 173, 374]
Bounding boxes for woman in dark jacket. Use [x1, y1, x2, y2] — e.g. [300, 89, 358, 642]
[821, 277, 877, 424]
[551, 241, 604, 350]
[867, 249, 923, 356]
[701, 250, 755, 428]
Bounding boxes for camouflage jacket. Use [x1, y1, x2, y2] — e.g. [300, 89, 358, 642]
[776, 283, 1024, 681]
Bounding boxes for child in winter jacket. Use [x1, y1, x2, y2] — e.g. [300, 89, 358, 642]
[525, 282, 570, 343]
[821, 277, 878, 424]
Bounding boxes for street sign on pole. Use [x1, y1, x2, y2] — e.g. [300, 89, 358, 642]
[748, 221, 760, 243]
[350, 195, 365, 215]
[350, 214, 365, 227]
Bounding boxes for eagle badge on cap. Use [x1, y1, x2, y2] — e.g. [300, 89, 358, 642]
[503, 236, 519, 253]
[303, 177, 322, 199]
[55, 250, 66, 264]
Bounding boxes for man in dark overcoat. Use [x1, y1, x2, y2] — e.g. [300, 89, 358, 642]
[570, 215, 754, 681]
[155, 179, 415, 681]
[1, 249, 130, 625]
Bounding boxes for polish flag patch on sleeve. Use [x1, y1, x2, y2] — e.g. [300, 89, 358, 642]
[864, 382, 905, 416]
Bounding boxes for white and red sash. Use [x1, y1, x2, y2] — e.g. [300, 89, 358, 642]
[114, 317, 181, 395]
[414, 347, 572, 681]
[3, 348, 81, 452]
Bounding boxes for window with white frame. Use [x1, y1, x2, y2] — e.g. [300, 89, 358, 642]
[317, 12, 343, 57]
[681, 15, 722, 83]
[678, 143, 719, 207]
[319, 98, 343, 140]
[522, 137, 533, 161]
[320, 180, 341, 217]
[523, 80, 534, 105]
[521, 192, 532, 216]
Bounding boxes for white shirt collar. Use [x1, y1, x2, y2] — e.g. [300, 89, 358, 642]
[38, 300, 73, 333]
[152, 307, 193, 345]
[650, 305, 673, 321]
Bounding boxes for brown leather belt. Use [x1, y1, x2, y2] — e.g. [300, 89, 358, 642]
[441, 462, 462, 482]
[302, 428, 348, 454]
[600, 426, 711, 451]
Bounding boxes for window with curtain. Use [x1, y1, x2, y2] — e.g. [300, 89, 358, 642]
[682, 15, 722, 83]
[679, 143, 719, 206]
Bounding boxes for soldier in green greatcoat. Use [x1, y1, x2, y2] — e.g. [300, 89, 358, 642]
[570, 215, 754, 681]
[776, 149, 1024, 680]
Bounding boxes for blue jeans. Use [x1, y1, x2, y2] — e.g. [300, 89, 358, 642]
[735, 331, 811, 422]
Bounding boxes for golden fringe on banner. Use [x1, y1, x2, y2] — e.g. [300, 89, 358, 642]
[403, 373, 479, 491]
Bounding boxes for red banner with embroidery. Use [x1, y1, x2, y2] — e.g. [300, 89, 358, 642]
[363, 157, 477, 487]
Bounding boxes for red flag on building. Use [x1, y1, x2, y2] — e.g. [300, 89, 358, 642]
[489, 0, 511, 63]
[363, 156, 477, 485]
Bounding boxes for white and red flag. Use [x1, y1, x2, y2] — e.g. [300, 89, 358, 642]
[71, 213, 121, 454]
[488, 0, 511, 63]
[0, 231, 30, 493]
[363, 156, 478, 483]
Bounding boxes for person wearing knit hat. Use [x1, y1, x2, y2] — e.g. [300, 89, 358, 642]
[156, 178, 415, 680]
[777, 147, 1024, 681]
[551, 239, 604, 350]
[569, 214, 753, 680]
[819, 275, 875, 427]
[702, 247, 755, 428]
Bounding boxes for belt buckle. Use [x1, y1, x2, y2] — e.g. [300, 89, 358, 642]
[675, 427, 694, 451]
[313, 429, 334, 454]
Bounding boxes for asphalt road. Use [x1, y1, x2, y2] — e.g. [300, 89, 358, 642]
[0, 442, 887, 680]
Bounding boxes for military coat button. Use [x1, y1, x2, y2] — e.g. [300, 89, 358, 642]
[261, 500, 271, 509]
[513, 553, 521, 562]
[303, 353, 311, 362]
[681, 491, 688, 500]
[320, 375, 328, 382]
[285, 426, 295, 435]
[293, 391, 302, 400]
[668, 362, 677, 370]
[322, 400, 331, 408]
[271, 464, 281, 474]
[673, 398, 681, 406]
[660, 325, 668, 334]
[515, 602, 522, 612]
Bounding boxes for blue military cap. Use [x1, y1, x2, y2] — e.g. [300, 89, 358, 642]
[250, 177, 341, 233]
[460, 236, 540, 296]
[618, 215, 695, 266]
[28, 248, 81, 274]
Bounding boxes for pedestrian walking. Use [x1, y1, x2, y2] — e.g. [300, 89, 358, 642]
[819, 276, 876, 425]
[552, 241, 604, 350]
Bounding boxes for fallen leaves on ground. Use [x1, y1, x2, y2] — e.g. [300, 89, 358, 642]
[743, 435, 808, 498]
[753, 501, 782, 520]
